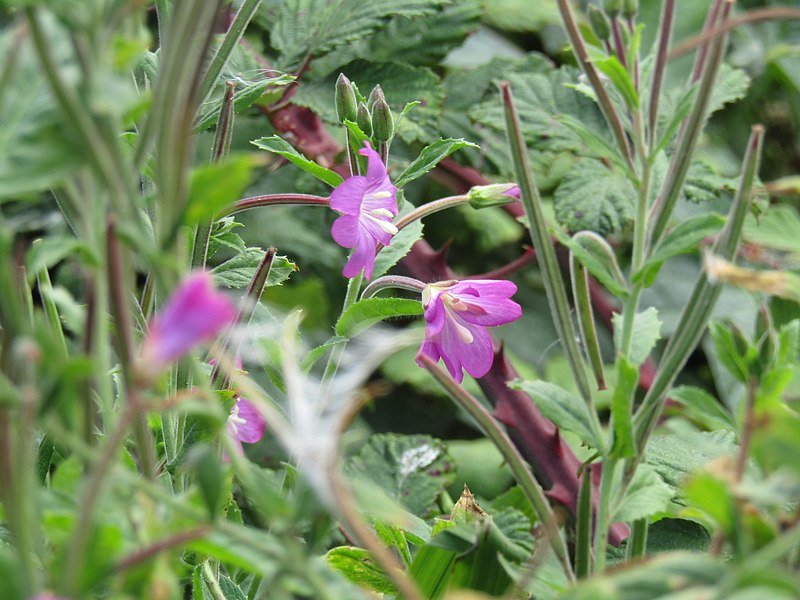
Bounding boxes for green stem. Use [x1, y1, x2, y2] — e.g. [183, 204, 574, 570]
[419, 355, 576, 584]
[647, 0, 675, 148]
[570, 260, 606, 390]
[575, 467, 593, 578]
[592, 457, 617, 573]
[219, 193, 329, 218]
[322, 274, 363, 385]
[392, 194, 468, 234]
[198, 0, 263, 103]
[626, 518, 648, 560]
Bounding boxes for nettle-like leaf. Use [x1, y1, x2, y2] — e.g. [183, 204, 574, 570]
[272, 0, 449, 69]
[554, 158, 636, 235]
[481, 0, 561, 32]
[683, 160, 738, 204]
[326, 547, 397, 594]
[612, 307, 662, 366]
[612, 463, 674, 522]
[293, 60, 444, 143]
[345, 434, 457, 518]
[211, 248, 298, 288]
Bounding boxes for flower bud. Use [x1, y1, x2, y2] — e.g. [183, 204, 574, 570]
[356, 102, 372, 136]
[467, 184, 519, 209]
[588, 5, 611, 41]
[603, 0, 621, 16]
[371, 97, 394, 142]
[335, 73, 357, 123]
[367, 84, 385, 111]
[623, 0, 638, 19]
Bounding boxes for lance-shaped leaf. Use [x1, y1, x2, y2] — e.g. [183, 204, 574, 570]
[251, 135, 343, 187]
[554, 228, 628, 298]
[394, 138, 478, 187]
[336, 297, 422, 338]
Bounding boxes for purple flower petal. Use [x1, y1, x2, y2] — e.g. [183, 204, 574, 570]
[228, 398, 266, 444]
[142, 271, 237, 370]
[330, 175, 369, 215]
[416, 279, 521, 383]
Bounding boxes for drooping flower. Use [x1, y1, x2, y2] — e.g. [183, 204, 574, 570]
[141, 271, 237, 371]
[330, 142, 398, 280]
[226, 396, 266, 458]
[415, 279, 522, 383]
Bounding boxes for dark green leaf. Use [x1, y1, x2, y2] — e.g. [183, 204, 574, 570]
[610, 357, 638, 458]
[668, 386, 736, 431]
[326, 547, 397, 594]
[509, 380, 602, 449]
[613, 464, 674, 522]
[592, 54, 639, 109]
[212, 249, 297, 288]
[251, 135, 343, 187]
[196, 74, 295, 131]
[613, 307, 662, 366]
[336, 297, 422, 337]
[345, 434, 456, 518]
[394, 138, 478, 187]
[554, 158, 635, 235]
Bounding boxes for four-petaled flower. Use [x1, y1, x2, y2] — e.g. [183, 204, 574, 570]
[226, 396, 266, 459]
[141, 271, 237, 372]
[416, 279, 522, 383]
[330, 142, 398, 280]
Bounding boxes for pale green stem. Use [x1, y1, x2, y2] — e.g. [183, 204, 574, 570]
[575, 467, 593, 578]
[626, 518, 648, 560]
[592, 457, 618, 573]
[322, 274, 363, 385]
[419, 355, 576, 584]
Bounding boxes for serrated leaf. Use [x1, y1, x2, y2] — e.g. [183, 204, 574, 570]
[744, 204, 800, 256]
[481, 0, 561, 32]
[184, 155, 254, 225]
[326, 547, 397, 594]
[211, 248, 297, 288]
[613, 307, 662, 366]
[553, 228, 629, 298]
[196, 74, 295, 131]
[613, 464, 674, 522]
[336, 297, 422, 338]
[509, 380, 602, 449]
[558, 114, 633, 178]
[645, 430, 738, 491]
[634, 213, 726, 286]
[251, 135, 343, 187]
[669, 385, 735, 431]
[683, 159, 737, 204]
[554, 158, 635, 235]
[708, 63, 750, 116]
[272, 0, 448, 68]
[394, 138, 478, 187]
[347, 434, 456, 518]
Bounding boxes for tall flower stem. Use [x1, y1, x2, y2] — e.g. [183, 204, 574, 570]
[592, 457, 617, 573]
[647, 0, 675, 147]
[361, 275, 425, 299]
[322, 274, 363, 385]
[420, 355, 576, 584]
[219, 193, 329, 217]
[392, 194, 468, 234]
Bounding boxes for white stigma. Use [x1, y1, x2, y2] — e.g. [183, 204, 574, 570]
[366, 190, 392, 200]
[369, 207, 395, 218]
[228, 403, 247, 437]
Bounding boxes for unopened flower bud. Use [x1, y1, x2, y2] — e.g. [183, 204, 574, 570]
[356, 102, 372, 136]
[623, 0, 638, 19]
[588, 5, 611, 41]
[367, 84, 385, 111]
[371, 97, 394, 142]
[603, 0, 622, 16]
[335, 73, 357, 123]
[467, 184, 520, 209]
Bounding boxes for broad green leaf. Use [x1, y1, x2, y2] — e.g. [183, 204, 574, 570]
[326, 547, 397, 594]
[744, 204, 800, 257]
[610, 357, 638, 458]
[345, 434, 456, 518]
[592, 54, 639, 110]
[26, 237, 90, 279]
[212, 248, 298, 288]
[481, 0, 560, 31]
[652, 86, 696, 159]
[372, 196, 424, 280]
[251, 135, 343, 187]
[613, 307, 662, 366]
[184, 155, 254, 225]
[558, 114, 634, 178]
[554, 228, 629, 298]
[196, 74, 295, 131]
[613, 464, 674, 522]
[645, 430, 738, 492]
[668, 385, 736, 431]
[373, 521, 412, 566]
[634, 213, 726, 286]
[509, 380, 602, 449]
[554, 158, 635, 236]
[708, 64, 751, 116]
[394, 138, 478, 187]
[336, 297, 422, 337]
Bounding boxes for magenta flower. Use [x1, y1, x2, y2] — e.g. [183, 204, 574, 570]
[141, 271, 237, 371]
[330, 142, 398, 280]
[415, 279, 522, 383]
[226, 396, 266, 458]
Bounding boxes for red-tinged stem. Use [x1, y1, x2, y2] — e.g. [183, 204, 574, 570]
[471, 248, 537, 280]
[116, 526, 211, 571]
[219, 193, 329, 218]
[648, 0, 675, 144]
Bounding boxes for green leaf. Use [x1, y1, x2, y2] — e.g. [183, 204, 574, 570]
[708, 64, 751, 116]
[610, 357, 638, 458]
[592, 54, 639, 110]
[196, 73, 295, 132]
[613, 307, 662, 366]
[613, 464, 674, 522]
[336, 297, 422, 337]
[211, 248, 298, 288]
[553, 228, 629, 298]
[372, 195, 424, 280]
[509, 380, 602, 449]
[251, 135, 343, 187]
[481, 0, 561, 31]
[744, 204, 800, 257]
[558, 114, 634, 178]
[394, 138, 478, 187]
[668, 386, 735, 431]
[554, 158, 635, 235]
[326, 547, 397, 594]
[634, 213, 726, 286]
[184, 155, 254, 225]
[301, 336, 348, 371]
[345, 434, 456, 518]
[26, 236, 90, 278]
[708, 320, 753, 383]
[645, 430, 738, 492]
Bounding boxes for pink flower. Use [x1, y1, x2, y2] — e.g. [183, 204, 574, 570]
[330, 142, 398, 280]
[415, 280, 522, 383]
[226, 397, 266, 458]
[141, 271, 237, 371]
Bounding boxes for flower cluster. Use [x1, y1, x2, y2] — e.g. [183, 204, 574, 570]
[416, 279, 522, 383]
[330, 142, 398, 280]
